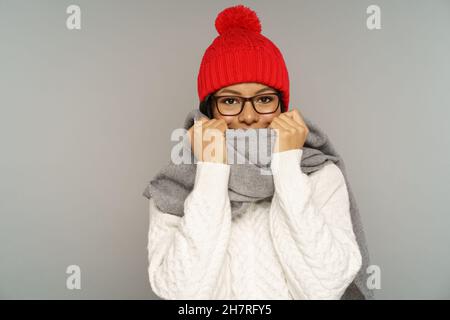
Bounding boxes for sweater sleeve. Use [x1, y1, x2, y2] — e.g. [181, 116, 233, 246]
[268, 149, 362, 300]
[147, 161, 232, 300]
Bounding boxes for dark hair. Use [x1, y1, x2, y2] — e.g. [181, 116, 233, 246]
[199, 90, 286, 119]
[199, 93, 215, 118]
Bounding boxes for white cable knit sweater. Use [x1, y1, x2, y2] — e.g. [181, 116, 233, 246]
[147, 148, 362, 300]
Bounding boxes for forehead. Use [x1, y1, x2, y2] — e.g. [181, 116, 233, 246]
[217, 82, 272, 94]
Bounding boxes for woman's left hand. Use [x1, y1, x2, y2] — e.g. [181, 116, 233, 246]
[268, 109, 309, 153]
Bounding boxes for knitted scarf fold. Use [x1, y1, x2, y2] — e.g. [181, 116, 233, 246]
[143, 107, 374, 300]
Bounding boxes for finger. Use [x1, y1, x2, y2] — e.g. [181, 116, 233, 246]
[279, 113, 302, 130]
[193, 117, 209, 131]
[268, 121, 278, 129]
[205, 119, 226, 136]
[211, 118, 227, 128]
[269, 117, 284, 129]
[194, 116, 209, 124]
[215, 118, 227, 126]
[192, 118, 211, 138]
[282, 110, 293, 118]
[268, 122, 281, 139]
[214, 123, 228, 134]
[203, 119, 217, 129]
[291, 109, 308, 129]
[273, 116, 294, 131]
[209, 121, 227, 134]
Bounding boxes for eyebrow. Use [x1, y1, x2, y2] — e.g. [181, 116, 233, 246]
[216, 87, 276, 95]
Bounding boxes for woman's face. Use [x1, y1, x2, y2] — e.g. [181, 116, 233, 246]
[212, 82, 282, 129]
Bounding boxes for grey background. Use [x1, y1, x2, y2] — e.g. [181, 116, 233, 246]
[1, 0, 449, 299]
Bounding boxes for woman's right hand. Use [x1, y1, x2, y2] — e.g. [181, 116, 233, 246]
[187, 117, 228, 164]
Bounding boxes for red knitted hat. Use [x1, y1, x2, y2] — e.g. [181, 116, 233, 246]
[197, 5, 290, 112]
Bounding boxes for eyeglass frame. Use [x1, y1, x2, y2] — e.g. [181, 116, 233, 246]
[211, 92, 282, 116]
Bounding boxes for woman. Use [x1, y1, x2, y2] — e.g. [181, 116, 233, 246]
[145, 5, 367, 300]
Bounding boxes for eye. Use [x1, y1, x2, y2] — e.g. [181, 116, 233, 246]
[219, 97, 239, 105]
[257, 96, 274, 104]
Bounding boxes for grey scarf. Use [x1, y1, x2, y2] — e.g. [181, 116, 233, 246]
[143, 107, 374, 300]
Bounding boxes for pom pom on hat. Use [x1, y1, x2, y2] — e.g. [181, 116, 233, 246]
[215, 5, 262, 35]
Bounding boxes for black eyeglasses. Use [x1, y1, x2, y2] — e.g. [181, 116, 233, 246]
[211, 92, 281, 116]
